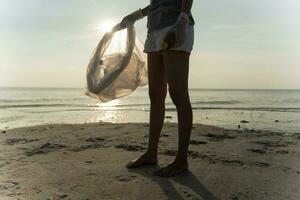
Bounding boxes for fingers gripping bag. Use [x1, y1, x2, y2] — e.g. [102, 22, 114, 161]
[86, 23, 148, 102]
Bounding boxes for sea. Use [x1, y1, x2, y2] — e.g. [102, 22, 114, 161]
[1, 87, 300, 133]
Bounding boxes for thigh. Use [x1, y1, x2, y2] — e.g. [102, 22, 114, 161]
[162, 51, 190, 94]
[147, 52, 167, 98]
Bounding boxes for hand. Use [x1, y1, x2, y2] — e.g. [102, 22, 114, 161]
[121, 9, 143, 28]
[167, 12, 190, 48]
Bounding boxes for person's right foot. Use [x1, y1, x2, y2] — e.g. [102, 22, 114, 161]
[126, 152, 157, 169]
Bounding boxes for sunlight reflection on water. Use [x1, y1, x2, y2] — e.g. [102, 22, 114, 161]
[90, 99, 125, 123]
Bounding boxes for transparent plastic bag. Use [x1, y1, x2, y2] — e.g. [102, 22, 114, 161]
[86, 23, 148, 103]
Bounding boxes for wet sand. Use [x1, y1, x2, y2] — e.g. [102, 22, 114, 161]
[0, 123, 300, 199]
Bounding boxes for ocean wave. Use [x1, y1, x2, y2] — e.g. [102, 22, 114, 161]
[95, 100, 241, 108]
[1, 103, 300, 113]
[0, 99, 242, 109]
[28, 106, 300, 113]
[0, 97, 87, 103]
[192, 100, 241, 105]
[166, 107, 300, 113]
[0, 103, 151, 109]
[18, 108, 146, 114]
[0, 115, 24, 123]
[0, 104, 88, 109]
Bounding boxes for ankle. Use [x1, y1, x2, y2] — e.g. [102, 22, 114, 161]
[174, 156, 188, 165]
[145, 150, 157, 158]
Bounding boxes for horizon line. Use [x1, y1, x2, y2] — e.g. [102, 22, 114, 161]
[0, 86, 300, 90]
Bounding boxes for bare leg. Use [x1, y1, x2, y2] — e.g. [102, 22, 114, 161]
[126, 52, 167, 168]
[154, 50, 193, 177]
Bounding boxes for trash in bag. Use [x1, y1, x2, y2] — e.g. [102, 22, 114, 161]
[86, 23, 148, 103]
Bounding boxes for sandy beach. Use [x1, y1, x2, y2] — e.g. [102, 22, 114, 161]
[0, 123, 299, 200]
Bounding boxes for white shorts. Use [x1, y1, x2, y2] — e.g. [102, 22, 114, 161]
[144, 25, 194, 54]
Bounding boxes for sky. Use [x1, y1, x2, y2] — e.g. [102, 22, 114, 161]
[0, 0, 300, 89]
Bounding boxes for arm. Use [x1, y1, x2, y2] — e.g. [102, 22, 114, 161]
[141, 5, 150, 17]
[181, 0, 193, 13]
[121, 5, 149, 27]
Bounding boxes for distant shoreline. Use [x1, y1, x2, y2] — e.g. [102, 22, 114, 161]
[1, 86, 300, 91]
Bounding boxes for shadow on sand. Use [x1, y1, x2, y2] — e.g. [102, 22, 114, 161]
[128, 166, 220, 200]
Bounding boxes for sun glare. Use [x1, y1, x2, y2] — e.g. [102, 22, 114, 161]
[96, 99, 120, 108]
[99, 20, 116, 33]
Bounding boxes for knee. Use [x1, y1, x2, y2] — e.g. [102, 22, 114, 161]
[169, 89, 190, 108]
[149, 90, 167, 104]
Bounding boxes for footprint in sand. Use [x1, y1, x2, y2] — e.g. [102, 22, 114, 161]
[231, 191, 253, 200]
[6, 138, 39, 145]
[115, 144, 146, 152]
[162, 149, 177, 156]
[85, 160, 94, 164]
[222, 160, 245, 167]
[161, 133, 170, 137]
[253, 140, 293, 147]
[276, 150, 289, 154]
[182, 190, 199, 199]
[204, 133, 236, 141]
[25, 142, 67, 156]
[115, 175, 136, 182]
[87, 172, 97, 176]
[247, 148, 266, 154]
[0, 181, 20, 196]
[85, 137, 105, 143]
[252, 162, 271, 168]
[71, 138, 106, 152]
[189, 140, 208, 145]
[187, 150, 210, 160]
[47, 193, 68, 200]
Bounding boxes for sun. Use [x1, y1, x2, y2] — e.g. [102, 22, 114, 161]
[99, 19, 116, 33]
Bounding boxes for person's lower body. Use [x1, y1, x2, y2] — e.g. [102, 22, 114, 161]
[126, 25, 194, 178]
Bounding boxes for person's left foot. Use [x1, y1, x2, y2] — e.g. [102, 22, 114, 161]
[153, 160, 189, 178]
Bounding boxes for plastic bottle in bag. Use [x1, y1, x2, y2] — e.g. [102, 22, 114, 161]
[86, 23, 148, 103]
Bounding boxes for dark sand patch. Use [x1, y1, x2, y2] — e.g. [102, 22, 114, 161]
[161, 149, 177, 156]
[85, 137, 105, 143]
[222, 160, 245, 167]
[276, 150, 289, 154]
[115, 144, 146, 151]
[240, 120, 250, 123]
[252, 162, 271, 168]
[0, 181, 20, 196]
[46, 193, 68, 200]
[25, 142, 67, 156]
[231, 191, 253, 200]
[71, 143, 105, 152]
[85, 160, 94, 164]
[160, 133, 170, 137]
[247, 148, 266, 154]
[187, 150, 210, 160]
[205, 133, 236, 141]
[115, 175, 136, 182]
[6, 138, 39, 145]
[69, 137, 107, 152]
[253, 140, 294, 147]
[189, 140, 208, 145]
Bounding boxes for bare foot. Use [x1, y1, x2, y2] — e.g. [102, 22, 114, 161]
[126, 153, 157, 169]
[154, 160, 189, 177]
